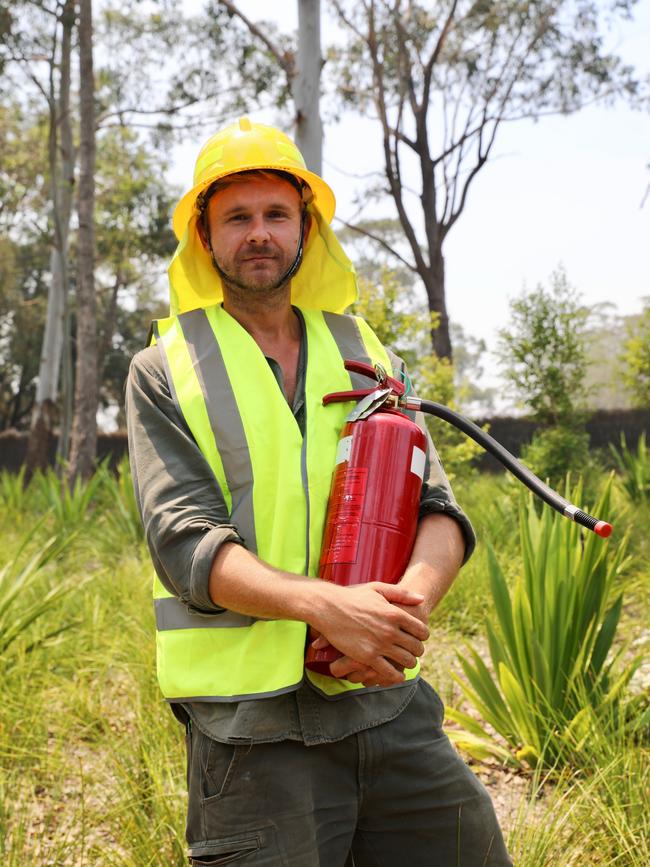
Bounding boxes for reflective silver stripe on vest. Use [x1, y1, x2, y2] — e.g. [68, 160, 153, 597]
[164, 680, 305, 703]
[322, 312, 372, 391]
[154, 596, 260, 631]
[180, 308, 258, 555]
[300, 321, 311, 575]
[152, 321, 195, 441]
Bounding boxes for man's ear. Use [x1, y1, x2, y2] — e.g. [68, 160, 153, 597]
[303, 211, 312, 242]
[196, 215, 210, 251]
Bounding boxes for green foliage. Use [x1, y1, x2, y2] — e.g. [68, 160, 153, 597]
[521, 425, 591, 490]
[497, 269, 591, 427]
[620, 300, 650, 408]
[101, 455, 145, 547]
[447, 479, 635, 769]
[610, 433, 649, 503]
[0, 526, 78, 656]
[31, 466, 106, 536]
[508, 745, 650, 866]
[0, 466, 28, 515]
[0, 464, 647, 859]
[497, 269, 595, 481]
[351, 269, 482, 479]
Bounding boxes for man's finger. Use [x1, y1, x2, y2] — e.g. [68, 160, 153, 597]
[375, 584, 425, 606]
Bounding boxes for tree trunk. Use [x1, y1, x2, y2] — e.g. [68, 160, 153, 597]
[423, 245, 452, 361]
[68, 0, 97, 482]
[96, 274, 122, 391]
[294, 0, 322, 173]
[25, 0, 76, 477]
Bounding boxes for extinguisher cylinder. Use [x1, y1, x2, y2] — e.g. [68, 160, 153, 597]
[305, 409, 427, 676]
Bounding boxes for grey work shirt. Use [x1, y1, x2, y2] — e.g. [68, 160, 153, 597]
[125, 311, 475, 746]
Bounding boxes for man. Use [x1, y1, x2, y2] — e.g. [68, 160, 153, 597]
[126, 118, 511, 866]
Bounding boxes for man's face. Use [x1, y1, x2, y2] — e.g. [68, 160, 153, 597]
[203, 175, 304, 294]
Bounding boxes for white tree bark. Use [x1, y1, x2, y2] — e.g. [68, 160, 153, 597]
[26, 0, 76, 473]
[294, 0, 323, 173]
[68, 0, 97, 482]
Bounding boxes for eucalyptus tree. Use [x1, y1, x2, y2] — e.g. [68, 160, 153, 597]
[329, 0, 641, 360]
[217, 0, 324, 171]
[2, 0, 78, 471]
[67, 0, 96, 482]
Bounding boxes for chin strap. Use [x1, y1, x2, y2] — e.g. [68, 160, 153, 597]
[275, 207, 307, 287]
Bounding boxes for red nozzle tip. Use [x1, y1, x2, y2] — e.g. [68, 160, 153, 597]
[594, 521, 613, 538]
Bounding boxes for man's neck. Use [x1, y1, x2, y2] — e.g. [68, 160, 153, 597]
[222, 289, 301, 355]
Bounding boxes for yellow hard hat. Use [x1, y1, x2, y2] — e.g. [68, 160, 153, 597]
[167, 118, 358, 316]
[172, 117, 336, 241]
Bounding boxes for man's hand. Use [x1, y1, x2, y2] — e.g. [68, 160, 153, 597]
[311, 593, 429, 687]
[309, 582, 429, 686]
[309, 514, 466, 687]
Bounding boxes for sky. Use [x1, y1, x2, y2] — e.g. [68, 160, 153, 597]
[175, 0, 650, 404]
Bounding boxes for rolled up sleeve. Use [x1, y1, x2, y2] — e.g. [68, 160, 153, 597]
[417, 422, 476, 565]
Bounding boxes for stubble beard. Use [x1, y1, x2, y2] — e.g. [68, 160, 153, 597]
[213, 248, 293, 311]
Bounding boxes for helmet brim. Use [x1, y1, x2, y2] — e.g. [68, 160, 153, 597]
[172, 164, 336, 241]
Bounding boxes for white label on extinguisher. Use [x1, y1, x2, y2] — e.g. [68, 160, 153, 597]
[335, 435, 353, 465]
[410, 445, 426, 479]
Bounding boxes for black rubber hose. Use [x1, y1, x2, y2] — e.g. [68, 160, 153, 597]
[411, 398, 612, 537]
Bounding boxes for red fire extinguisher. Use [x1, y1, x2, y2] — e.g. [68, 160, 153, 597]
[305, 359, 613, 678]
[305, 365, 425, 675]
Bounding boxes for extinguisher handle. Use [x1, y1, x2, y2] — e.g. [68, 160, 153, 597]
[323, 387, 378, 406]
[343, 359, 406, 396]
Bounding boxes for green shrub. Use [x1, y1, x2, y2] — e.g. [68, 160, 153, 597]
[497, 269, 592, 427]
[101, 455, 145, 547]
[610, 433, 649, 503]
[30, 465, 106, 536]
[447, 479, 637, 769]
[521, 425, 591, 489]
[0, 526, 79, 656]
[0, 467, 30, 517]
[620, 300, 650, 408]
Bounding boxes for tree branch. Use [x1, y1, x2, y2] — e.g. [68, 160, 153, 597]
[334, 217, 415, 272]
[421, 0, 458, 110]
[367, 0, 428, 276]
[218, 0, 294, 77]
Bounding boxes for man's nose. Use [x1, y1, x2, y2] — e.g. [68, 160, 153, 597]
[246, 215, 271, 244]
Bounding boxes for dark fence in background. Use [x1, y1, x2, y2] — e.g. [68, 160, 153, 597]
[475, 408, 650, 471]
[0, 408, 648, 474]
[0, 430, 129, 474]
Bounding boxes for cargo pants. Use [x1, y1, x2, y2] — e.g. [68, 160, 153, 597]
[183, 680, 512, 866]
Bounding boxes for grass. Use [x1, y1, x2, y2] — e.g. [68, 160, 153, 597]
[0, 464, 647, 865]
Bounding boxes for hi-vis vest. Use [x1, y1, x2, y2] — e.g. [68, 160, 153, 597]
[152, 304, 420, 701]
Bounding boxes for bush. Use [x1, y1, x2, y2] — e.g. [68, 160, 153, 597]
[609, 433, 649, 503]
[620, 300, 650, 408]
[497, 269, 594, 482]
[497, 269, 592, 428]
[521, 425, 591, 488]
[446, 478, 637, 769]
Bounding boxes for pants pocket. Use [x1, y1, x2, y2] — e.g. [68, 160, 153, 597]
[201, 738, 247, 804]
[189, 825, 284, 866]
[190, 833, 260, 864]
